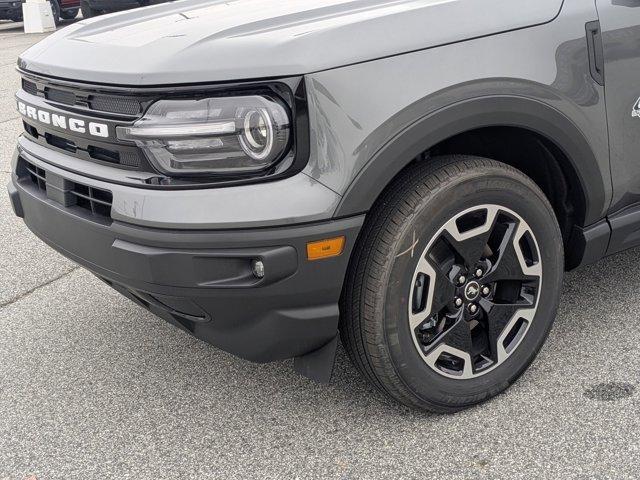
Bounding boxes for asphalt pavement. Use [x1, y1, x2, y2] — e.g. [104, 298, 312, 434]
[1, 20, 640, 480]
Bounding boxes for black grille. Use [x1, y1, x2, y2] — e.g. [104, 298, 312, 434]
[22, 79, 38, 96]
[20, 158, 113, 221]
[23, 121, 143, 169]
[19, 74, 149, 174]
[119, 151, 142, 167]
[90, 95, 141, 116]
[20, 75, 145, 117]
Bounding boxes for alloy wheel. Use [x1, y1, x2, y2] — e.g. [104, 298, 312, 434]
[408, 204, 542, 379]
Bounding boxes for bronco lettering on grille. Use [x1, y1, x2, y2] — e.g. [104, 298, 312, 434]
[17, 101, 109, 138]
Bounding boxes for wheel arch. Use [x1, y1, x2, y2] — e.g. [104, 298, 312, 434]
[333, 95, 610, 269]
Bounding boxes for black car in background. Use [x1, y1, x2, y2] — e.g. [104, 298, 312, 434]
[0, 0, 23, 21]
[0, 0, 172, 22]
[80, 0, 171, 18]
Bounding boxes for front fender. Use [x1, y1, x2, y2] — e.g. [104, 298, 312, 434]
[334, 95, 607, 227]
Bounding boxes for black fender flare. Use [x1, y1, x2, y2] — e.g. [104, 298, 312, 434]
[333, 95, 608, 227]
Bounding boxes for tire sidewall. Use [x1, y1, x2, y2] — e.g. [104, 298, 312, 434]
[81, 1, 96, 17]
[382, 166, 563, 408]
[50, 0, 60, 23]
[61, 8, 79, 19]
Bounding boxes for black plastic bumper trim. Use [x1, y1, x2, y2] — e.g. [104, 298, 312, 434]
[7, 180, 24, 218]
[10, 174, 365, 367]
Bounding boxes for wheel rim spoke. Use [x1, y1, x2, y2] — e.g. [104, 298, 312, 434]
[408, 204, 542, 379]
[480, 299, 532, 362]
[440, 205, 498, 268]
[422, 311, 470, 354]
[440, 227, 493, 272]
[409, 255, 456, 330]
[482, 219, 541, 284]
[423, 311, 475, 378]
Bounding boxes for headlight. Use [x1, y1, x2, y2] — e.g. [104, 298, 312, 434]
[116, 95, 291, 176]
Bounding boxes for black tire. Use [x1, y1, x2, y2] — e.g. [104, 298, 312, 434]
[49, 0, 60, 24]
[339, 155, 564, 412]
[60, 7, 79, 19]
[80, 1, 100, 18]
[9, 12, 23, 21]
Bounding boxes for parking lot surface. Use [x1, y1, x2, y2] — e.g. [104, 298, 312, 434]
[1, 22, 640, 480]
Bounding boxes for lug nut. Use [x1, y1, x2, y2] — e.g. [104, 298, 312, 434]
[475, 268, 483, 278]
[468, 303, 478, 314]
[457, 275, 466, 285]
[454, 297, 463, 308]
[422, 317, 437, 329]
[481, 286, 491, 296]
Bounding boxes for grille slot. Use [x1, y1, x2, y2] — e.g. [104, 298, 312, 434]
[23, 121, 38, 138]
[45, 132, 77, 154]
[22, 79, 38, 96]
[87, 145, 120, 164]
[70, 183, 113, 218]
[19, 158, 113, 221]
[45, 87, 76, 106]
[24, 161, 47, 192]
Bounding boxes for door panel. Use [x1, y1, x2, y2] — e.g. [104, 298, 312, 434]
[597, 1, 640, 211]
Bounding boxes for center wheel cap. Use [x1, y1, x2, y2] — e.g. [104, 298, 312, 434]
[464, 281, 480, 301]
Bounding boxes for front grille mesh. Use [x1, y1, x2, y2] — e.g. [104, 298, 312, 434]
[21, 76, 143, 117]
[90, 95, 141, 116]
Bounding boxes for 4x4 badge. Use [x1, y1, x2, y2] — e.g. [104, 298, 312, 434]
[632, 97, 640, 118]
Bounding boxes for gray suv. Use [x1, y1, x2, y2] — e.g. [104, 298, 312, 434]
[7, 0, 638, 412]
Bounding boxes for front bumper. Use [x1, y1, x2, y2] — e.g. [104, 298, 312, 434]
[8, 146, 364, 373]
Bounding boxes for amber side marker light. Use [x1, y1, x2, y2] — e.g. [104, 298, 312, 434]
[306, 236, 346, 261]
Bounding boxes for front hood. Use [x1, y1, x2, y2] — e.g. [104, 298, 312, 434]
[19, 0, 564, 85]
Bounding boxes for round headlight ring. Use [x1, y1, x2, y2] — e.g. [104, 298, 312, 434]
[239, 108, 275, 161]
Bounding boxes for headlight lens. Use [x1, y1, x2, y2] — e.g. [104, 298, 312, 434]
[116, 95, 291, 176]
